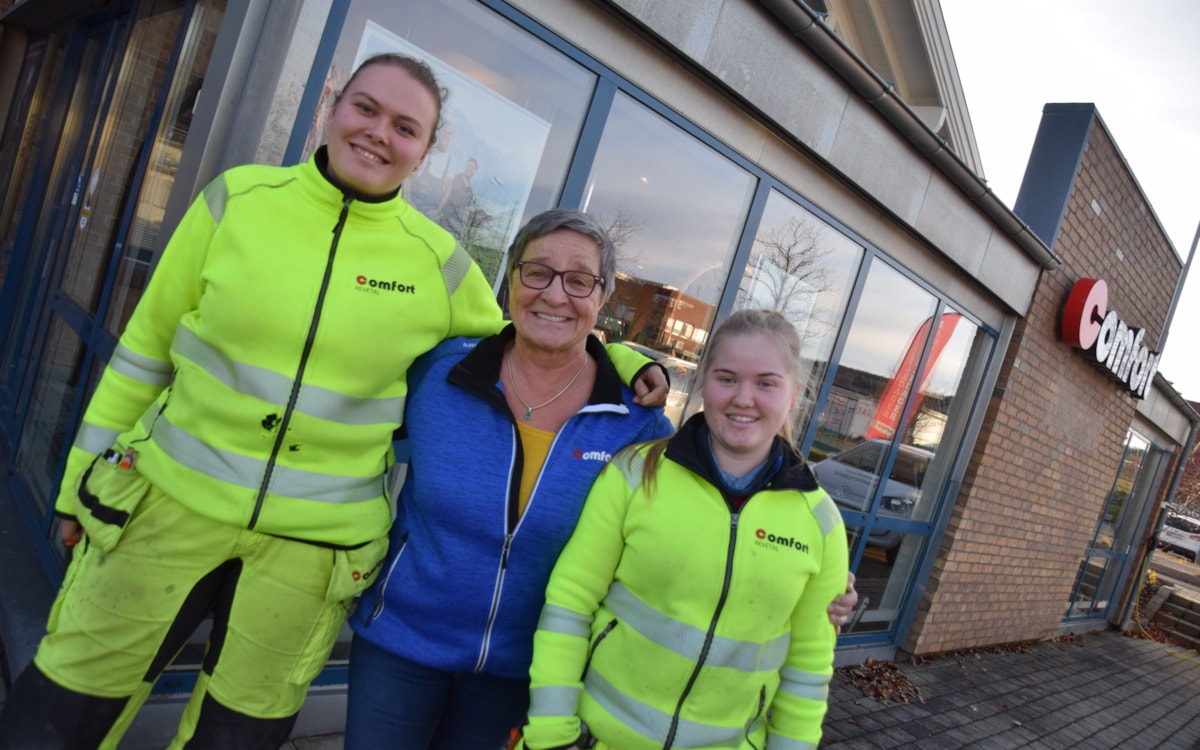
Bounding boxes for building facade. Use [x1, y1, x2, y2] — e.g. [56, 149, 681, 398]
[0, 0, 1194, 740]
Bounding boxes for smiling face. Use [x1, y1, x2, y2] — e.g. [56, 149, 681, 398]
[701, 330, 800, 474]
[509, 229, 607, 357]
[325, 64, 439, 196]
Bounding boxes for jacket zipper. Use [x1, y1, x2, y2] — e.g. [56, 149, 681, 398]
[473, 531, 514, 672]
[248, 196, 351, 529]
[663, 511, 740, 749]
[472, 420, 524, 673]
[745, 684, 766, 750]
[472, 416, 574, 672]
[581, 618, 618, 680]
[364, 532, 409, 626]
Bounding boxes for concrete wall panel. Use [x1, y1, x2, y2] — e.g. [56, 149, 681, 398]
[703, 0, 847, 159]
[916, 175, 988, 276]
[608, 0, 725, 61]
[974, 230, 1040, 314]
[829, 95, 930, 225]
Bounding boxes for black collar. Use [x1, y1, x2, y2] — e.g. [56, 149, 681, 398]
[666, 412, 820, 494]
[447, 326, 628, 409]
[314, 145, 402, 204]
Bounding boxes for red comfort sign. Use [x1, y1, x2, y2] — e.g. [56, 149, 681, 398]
[1061, 278, 1160, 399]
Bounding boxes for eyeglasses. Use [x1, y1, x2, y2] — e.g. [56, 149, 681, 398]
[515, 261, 603, 298]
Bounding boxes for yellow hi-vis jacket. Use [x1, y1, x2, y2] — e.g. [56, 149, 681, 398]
[526, 415, 849, 749]
[53, 150, 505, 547]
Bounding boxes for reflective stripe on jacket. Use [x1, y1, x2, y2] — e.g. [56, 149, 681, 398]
[526, 414, 849, 749]
[351, 329, 675, 678]
[54, 149, 504, 547]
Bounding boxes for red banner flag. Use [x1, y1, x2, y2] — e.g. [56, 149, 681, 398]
[864, 313, 962, 440]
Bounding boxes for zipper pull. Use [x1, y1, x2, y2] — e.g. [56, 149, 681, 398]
[500, 533, 514, 567]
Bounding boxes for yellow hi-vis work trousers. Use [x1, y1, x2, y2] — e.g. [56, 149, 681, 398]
[23, 456, 386, 749]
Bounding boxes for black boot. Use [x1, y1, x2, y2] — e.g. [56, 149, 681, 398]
[0, 663, 128, 749]
[184, 693, 297, 750]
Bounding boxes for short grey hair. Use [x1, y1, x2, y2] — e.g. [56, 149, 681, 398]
[504, 208, 617, 296]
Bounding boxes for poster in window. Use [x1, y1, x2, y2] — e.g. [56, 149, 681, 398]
[302, 21, 551, 288]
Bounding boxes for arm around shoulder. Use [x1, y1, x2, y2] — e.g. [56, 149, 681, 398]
[604, 343, 669, 406]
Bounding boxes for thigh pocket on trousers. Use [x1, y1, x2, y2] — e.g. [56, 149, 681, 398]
[288, 535, 390, 687]
[44, 537, 92, 635]
[74, 448, 155, 553]
[327, 535, 390, 603]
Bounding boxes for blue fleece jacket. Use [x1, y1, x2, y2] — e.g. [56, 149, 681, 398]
[350, 326, 674, 679]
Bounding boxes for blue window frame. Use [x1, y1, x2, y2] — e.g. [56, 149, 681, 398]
[284, 0, 999, 649]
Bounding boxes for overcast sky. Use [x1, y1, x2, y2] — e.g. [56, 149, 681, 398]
[940, 0, 1200, 402]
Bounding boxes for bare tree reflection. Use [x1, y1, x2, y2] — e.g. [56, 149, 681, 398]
[739, 216, 834, 329]
[593, 203, 644, 272]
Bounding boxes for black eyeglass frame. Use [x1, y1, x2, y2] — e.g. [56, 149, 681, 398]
[514, 261, 604, 298]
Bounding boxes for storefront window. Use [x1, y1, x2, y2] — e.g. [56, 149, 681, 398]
[808, 259, 989, 634]
[0, 33, 97, 414]
[809, 260, 938, 461]
[14, 314, 90, 519]
[305, 0, 597, 286]
[59, 2, 191, 316]
[580, 91, 755, 424]
[1096, 432, 1149, 553]
[0, 38, 65, 285]
[735, 189, 863, 434]
[102, 0, 226, 336]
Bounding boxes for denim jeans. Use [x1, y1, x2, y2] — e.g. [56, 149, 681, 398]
[345, 636, 531, 749]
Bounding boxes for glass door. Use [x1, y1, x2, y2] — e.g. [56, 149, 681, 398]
[3, 0, 226, 541]
[1066, 431, 1170, 621]
[1, 20, 124, 519]
[0, 25, 116, 439]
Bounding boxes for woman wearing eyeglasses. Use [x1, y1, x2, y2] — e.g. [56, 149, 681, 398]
[344, 208, 859, 749]
[343, 208, 675, 748]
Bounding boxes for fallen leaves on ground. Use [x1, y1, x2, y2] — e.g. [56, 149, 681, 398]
[834, 585, 1191, 707]
[836, 658, 924, 704]
[908, 639, 1037, 666]
[1125, 615, 1187, 647]
[837, 639, 1050, 704]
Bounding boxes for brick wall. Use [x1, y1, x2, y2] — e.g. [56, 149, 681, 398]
[905, 113, 1182, 655]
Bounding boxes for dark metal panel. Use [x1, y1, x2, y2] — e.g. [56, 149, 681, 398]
[1012, 103, 1095, 249]
[0, 0, 133, 32]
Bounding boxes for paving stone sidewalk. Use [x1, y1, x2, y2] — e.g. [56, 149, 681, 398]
[279, 629, 1200, 750]
[820, 629, 1200, 749]
[4, 628, 1193, 749]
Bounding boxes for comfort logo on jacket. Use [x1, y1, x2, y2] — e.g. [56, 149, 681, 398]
[354, 274, 416, 295]
[573, 448, 613, 462]
[755, 527, 809, 553]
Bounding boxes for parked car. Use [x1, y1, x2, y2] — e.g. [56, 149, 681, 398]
[1158, 513, 1200, 563]
[811, 439, 932, 564]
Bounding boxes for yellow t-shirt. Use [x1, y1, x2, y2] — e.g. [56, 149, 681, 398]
[516, 421, 555, 516]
